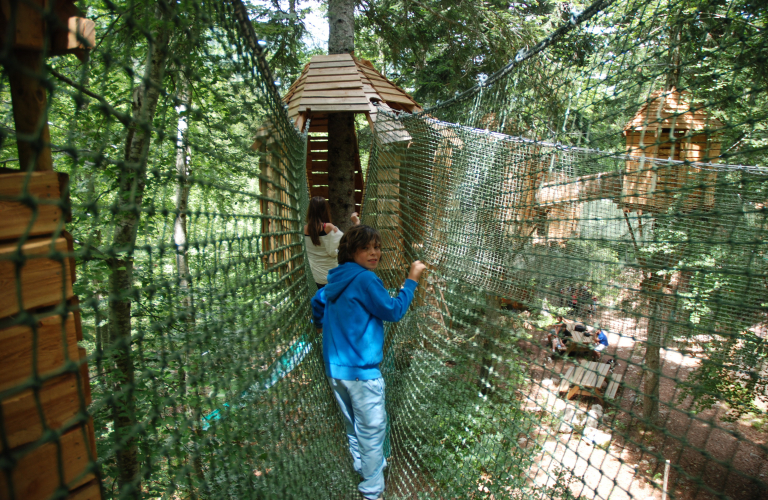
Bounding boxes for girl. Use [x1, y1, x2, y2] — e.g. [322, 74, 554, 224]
[304, 196, 359, 288]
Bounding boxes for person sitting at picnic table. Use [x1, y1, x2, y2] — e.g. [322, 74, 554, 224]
[544, 316, 569, 354]
[591, 326, 609, 361]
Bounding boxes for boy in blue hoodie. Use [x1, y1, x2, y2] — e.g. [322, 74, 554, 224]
[312, 225, 426, 500]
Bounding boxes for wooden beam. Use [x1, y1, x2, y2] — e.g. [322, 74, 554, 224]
[7, 49, 52, 171]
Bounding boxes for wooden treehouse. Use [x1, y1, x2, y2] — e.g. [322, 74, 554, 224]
[0, 2, 101, 500]
[253, 53, 422, 273]
[621, 88, 723, 213]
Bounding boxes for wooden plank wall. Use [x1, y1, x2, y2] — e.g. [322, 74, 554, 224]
[0, 170, 101, 500]
[306, 133, 364, 214]
[622, 130, 719, 213]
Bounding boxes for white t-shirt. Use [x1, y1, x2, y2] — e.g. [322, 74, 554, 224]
[304, 229, 343, 285]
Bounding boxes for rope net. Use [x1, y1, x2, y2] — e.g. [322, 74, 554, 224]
[0, 1, 766, 500]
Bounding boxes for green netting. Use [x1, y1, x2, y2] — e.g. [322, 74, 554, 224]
[0, 0, 766, 500]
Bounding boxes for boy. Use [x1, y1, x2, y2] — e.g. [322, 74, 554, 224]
[312, 225, 426, 500]
[544, 316, 568, 354]
[592, 326, 609, 361]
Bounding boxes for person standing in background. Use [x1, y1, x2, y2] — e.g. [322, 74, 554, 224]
[304, 196, 360, 289]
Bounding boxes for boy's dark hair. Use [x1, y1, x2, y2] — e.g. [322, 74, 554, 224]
[338, 225, 381, 264]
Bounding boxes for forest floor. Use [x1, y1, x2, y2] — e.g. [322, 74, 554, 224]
[518, 308, 768, 500]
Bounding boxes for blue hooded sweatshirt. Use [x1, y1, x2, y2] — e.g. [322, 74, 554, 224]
[311, 262, 418, 380]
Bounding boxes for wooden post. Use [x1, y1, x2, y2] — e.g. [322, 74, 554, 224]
[7, 49, 52, 171]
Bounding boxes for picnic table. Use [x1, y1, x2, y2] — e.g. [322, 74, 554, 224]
[557, 360, 622, 403]
[562, 319, 593, 355]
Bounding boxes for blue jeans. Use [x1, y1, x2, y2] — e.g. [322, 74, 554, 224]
[328, 377, 387, 500]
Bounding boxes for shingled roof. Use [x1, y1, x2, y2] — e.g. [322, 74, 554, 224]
[282, 53, 421, 133]
[624, 88, 723, 133]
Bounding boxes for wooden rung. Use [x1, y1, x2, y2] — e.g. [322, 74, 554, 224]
[0, 424, 96, 500]
[0, 313, 79, 392]
[0, 171, 65, 241]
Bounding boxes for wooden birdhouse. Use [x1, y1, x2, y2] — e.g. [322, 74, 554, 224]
[621, 88, 722, 214]
[252, 54, 421, 271]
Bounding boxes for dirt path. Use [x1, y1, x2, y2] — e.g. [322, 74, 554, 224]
[519, 309, 768, 500]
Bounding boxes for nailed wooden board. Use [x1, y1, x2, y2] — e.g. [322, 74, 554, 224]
[0, 236, 73, 319]
[0, 425, 95, 500]
[0, 171, 65, 241]
[0, 373, 81, 451]
[305, 75, 363, 84]
[66, 480, 101, 500]
[305, 66, 360, 77]
[303, 81, 363, 91]
[310, 186, 329, 197]
[375, 93, 415, 105]
[309, 174, 328, 186]
[298, 104, 371, 113]
[309, 60, 356, 69]
[310, 54, 355, 63]
[299, 96, 369, 105]
[300, 89, 368, 98]
[0, 313, 80, 392]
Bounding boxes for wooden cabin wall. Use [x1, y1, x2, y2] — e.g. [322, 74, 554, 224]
[259, 132, 295, 274]
[365, 145, 407, 290]
[0, 171, 101, 500]
[305, 131, 364, 215]
[622, 129, 719, 213]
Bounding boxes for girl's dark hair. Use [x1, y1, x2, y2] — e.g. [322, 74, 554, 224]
[306, 196, 332, 246]
[338, 225, 381, 265]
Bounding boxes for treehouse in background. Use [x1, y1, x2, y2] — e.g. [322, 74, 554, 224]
[621, 88, 723, 214]
[252, 53, 422, 271]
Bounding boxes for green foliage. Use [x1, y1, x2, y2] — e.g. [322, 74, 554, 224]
[356, 0, 576, 105]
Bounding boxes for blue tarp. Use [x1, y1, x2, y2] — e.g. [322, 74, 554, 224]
[202, 335, 312, 430]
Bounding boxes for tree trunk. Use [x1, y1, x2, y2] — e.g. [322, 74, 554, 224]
[107, 8, 172, 497]
[174, 75, 193, 392]
[665, 22, 682, 91]
[643, 293, 665, 423]
[327, 113, 358, 230]
[327, 0, 357, 231]
[328, 0, 355, 55]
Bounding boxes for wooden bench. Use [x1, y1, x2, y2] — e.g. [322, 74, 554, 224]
[604, 373, 623, 400]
